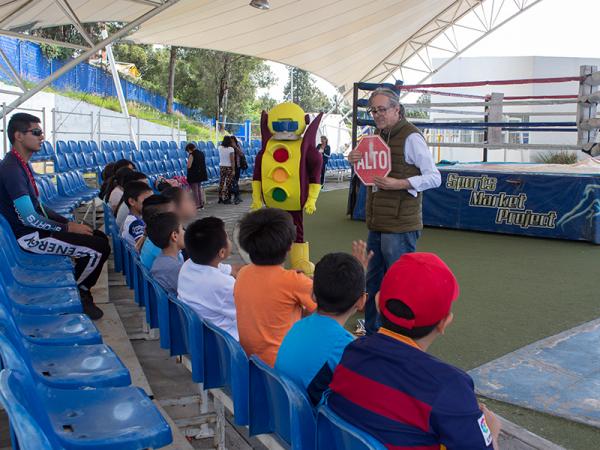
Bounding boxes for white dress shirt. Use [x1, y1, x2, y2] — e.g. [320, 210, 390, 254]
[403, 133, 441, 197]
[177, 260, 238, 340]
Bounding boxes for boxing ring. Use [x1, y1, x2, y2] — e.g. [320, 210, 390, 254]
[347, 65, 600, 244]
[424, 161, 600, 244]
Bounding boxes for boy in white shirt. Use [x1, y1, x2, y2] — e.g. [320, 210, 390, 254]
[177, 217, 241, 340]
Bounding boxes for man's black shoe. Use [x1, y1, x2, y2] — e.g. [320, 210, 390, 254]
[79, 289, 104, 320]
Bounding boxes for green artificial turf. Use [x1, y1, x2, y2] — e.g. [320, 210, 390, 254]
[304, 189, 600, 450]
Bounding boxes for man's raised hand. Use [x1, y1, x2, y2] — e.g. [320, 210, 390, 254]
[352, 240, 374, 270]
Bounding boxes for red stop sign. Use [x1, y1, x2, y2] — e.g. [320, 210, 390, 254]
[353, 135, 392, 186]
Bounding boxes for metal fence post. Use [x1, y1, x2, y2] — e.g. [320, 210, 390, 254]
[51, 107, 56, 147]
[98, 110, 102, 144]
[90, 112, 94, 141]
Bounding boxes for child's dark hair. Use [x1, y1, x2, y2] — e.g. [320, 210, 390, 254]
[184, 217, 228, 265]
[238, 208, 296, 265]
[381, 300, 440, 339]
[122, 171, 147, 185]
[99, 162, 116, 199]
[121, 181, 152, 209]
[104, 166, 133, 201]
[314, 253, 365, 314]
[7, 113, 40, 144]
[161, 186, 184, 206]
[146, 212, 180, 250]
[185, 143, 196, 152]
[142, 195, 174, 223]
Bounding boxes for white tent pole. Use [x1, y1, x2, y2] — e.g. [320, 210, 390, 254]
[0, 0, 180, 119]
[101, 28, 136, 143]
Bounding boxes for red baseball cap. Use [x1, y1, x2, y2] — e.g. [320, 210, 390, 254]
[379, 253, 459, 329]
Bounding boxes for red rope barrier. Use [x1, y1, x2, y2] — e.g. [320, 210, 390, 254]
[401, 87, 486, 99]
[400, 76, 583, 90]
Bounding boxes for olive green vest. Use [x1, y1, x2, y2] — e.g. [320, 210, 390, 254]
[366, 118, 423, 233]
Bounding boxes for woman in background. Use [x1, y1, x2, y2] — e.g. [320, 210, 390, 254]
[317, 135, 331, 186]
[218, 136, 235, 204]
[185, 143, 208, 209]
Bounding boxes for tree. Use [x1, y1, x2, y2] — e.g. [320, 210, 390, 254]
[166, 46, 178, 114]
[283, 67, 332, 113]
[406, 93, 430, 119]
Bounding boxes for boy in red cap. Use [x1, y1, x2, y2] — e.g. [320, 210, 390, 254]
[327, 252, 501, 449]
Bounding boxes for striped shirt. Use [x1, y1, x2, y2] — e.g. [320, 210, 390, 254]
[327, 329, 493, 450]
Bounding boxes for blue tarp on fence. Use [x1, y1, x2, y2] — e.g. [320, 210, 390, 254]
[350, 164, 600, 244]
[0, 36, 209, 123]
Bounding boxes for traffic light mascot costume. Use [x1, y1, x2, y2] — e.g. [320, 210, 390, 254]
[251, 102, 323, 275]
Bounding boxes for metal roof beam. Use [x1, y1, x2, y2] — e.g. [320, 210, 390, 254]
[0, 0, 180, 118]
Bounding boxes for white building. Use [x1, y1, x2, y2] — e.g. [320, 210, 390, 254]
[426, 56, 600, 162]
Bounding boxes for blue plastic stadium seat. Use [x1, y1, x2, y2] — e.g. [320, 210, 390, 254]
[94, 150, 107, 167]
[128, 140, 137, 152]
[316, 405, 386, 450]
[196, 141, 206, 150]
[100, 140, 112, 154]
[0, 297, 100, 347]
[150, 141, 160, 151]
[179, 141, 188, 152]
[169, 296, 204, 382]
[110, 140, 120, 152]
[52, 153, 69, 172]
[203, 320, 249, 426]
[0, 321, 130, 389]
[140, 141, 151, 151]
[249, 356, 316, 449]
[0, 369, 172, 450]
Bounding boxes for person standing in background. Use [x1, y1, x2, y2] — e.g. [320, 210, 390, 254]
[218, 136, 236, 205]
[186, 143, 207, 209]
[317, 135, 331, 186]
[230, 136, 246, 205]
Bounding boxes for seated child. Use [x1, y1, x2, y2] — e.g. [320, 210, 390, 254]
[116, 171, 150, 231]
[147, 212, 184, 298]
[161, 186, 197, 224]
[327, 253, 501, 449]
[234, 208, 317, 367]
[139, 195, 176, 269]
[120, 181, 153, 247]
[275, 247, 369, 406]
[178, 217, 239, 340]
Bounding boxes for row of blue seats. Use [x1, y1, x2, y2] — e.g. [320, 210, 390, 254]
[33, 172, 99, 221]
[0, 214, 173, 449]
[104, 203, 384, 450]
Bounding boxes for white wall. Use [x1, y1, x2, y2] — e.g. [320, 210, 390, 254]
[0, 81, 185, 156]
[429, 56, 600, 162]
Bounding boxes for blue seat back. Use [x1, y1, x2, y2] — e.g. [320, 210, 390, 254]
[140, 141, 151, 151]
[159, 141, 169, 153]
[67, 140, 79, 154]
[94, 150, 107, 166]
[316, 406, 386, 450]
[128, 140, 137, 152]
[170, 297, 204, 382]
[203, 321, 249, 425]
[179, 141, 188, 152]
[0, 370, 55, 449]
[249, 356, 316, 449]
[101, 140, 112, 153]
[55, 140, 69, 155]
[110, 140, 120, 152]
[150, 141, 160, 152]
[53, 153, 69, 172]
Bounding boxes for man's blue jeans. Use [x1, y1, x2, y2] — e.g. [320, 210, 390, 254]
[365, 230, 421, 334]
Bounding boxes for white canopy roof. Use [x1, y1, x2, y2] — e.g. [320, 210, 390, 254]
[0, 0, 542, 113]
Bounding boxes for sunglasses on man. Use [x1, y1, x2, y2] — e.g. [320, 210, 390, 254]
[24, 128, 44, 137]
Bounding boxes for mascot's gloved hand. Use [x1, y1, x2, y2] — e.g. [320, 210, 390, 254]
[304, 183, 321, 215]
[251, 180, 264, 211]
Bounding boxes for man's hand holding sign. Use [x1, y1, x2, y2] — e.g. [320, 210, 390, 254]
[348, 135, 410, 190]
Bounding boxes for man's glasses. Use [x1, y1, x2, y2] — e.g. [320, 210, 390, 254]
[24, 128, 43, 137]
[367, 107, 389, 116]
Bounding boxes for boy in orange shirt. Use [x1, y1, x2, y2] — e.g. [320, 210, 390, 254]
[234, 208, 317, 366]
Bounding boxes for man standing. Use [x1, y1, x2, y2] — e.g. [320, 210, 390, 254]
[0, 113, 110, 320]
[348, 88, 441, 334]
